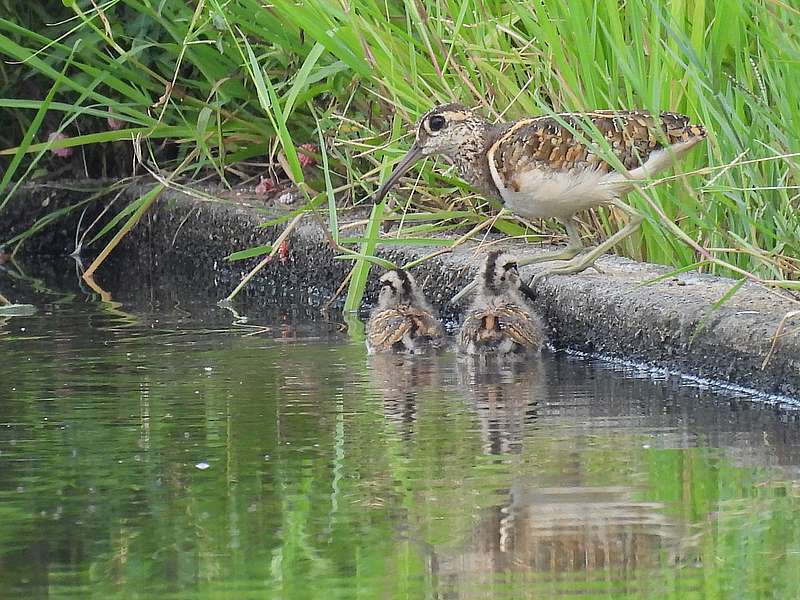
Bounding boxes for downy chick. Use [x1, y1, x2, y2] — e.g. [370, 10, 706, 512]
[367, 269, 445, 354]
[458, 251, 545, 356]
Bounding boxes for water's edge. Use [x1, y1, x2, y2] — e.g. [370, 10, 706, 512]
[3, 180, 798, 398]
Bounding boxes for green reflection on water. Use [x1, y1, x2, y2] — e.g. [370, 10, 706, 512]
[1, 306, 800, 599]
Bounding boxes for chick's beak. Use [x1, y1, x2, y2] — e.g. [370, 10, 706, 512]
[519, 280, 537, 302]
[372, 142, 423, 204]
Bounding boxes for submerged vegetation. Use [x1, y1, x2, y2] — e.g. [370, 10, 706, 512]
[1, 0, 798, 302]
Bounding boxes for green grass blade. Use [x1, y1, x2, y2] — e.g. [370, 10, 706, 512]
[283, 43, 325, 121]
[333, 253, 396, 270]
[239, 33, 303, 183]
[0, 41, 77, 205]
[226, 245, 273, 262]
[343, 202, 384, 313]
[312, 106, 338, 244]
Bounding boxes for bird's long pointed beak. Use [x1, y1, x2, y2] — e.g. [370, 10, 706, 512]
[372, 143, 424, 204]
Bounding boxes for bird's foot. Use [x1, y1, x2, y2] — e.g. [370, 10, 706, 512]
[516, 244, 583, 268]
[528, 255, 600, 287]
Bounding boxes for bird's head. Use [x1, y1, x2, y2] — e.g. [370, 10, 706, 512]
[372, 104, 487, 204]
[377, 269, 428, 309]
[478, 251, 535, 302]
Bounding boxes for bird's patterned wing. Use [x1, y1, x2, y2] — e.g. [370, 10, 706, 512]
[367, 309, 412, 352]
[496, 304, 544, 351]
[489, 111, 706, 178]
[407, 308, 446, 349]
[367, 306, 445, 352]
[459, 308, 506, 347]
[460, 305, 544, 352]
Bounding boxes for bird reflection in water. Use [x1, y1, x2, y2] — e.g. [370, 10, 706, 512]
[435, 483, 695, 597]
[457, 356, 546, 456]
[366, 352, 447, 440]
[444, 357, 688, 598]
[451, 358, 697, 595]
[368, 353, 698, 594]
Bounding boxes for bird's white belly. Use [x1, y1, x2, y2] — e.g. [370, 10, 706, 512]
[495, 168, 628, 220]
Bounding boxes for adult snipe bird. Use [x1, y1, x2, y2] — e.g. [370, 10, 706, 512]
[372, 103, 706, 299]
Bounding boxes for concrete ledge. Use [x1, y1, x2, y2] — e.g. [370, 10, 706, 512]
[3, 181, 798, 399]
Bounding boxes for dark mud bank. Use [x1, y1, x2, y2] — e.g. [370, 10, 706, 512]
[4, 182, 799, 398]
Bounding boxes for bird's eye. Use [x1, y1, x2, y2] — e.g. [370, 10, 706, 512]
[503, 262, 518, 271]
[428, 115, 446, 132]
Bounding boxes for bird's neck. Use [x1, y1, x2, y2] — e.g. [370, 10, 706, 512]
[476, 287, 524, 308]
[449, 122, 505, 202]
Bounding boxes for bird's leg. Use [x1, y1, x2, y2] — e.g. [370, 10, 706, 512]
[529, 200, 644, 286]
[516, 218, 584, 267]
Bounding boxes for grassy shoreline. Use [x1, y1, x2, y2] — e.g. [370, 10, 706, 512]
[1, 0, 798, 300]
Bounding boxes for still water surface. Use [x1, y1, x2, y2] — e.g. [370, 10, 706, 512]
[2, 299, 800, 599]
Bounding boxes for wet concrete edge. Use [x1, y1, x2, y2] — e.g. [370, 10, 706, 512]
[3, 182, 799, 399]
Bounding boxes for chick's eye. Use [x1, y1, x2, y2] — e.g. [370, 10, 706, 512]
[428, 115, 446, 132]
[503, 262, 518, 271]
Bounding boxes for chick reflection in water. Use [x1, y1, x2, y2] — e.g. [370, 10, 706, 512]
[458, 251, 545, 356]
[366, 269, 445, 354]
[367, 352, 446, 437]
[458, 358, 546, 455]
